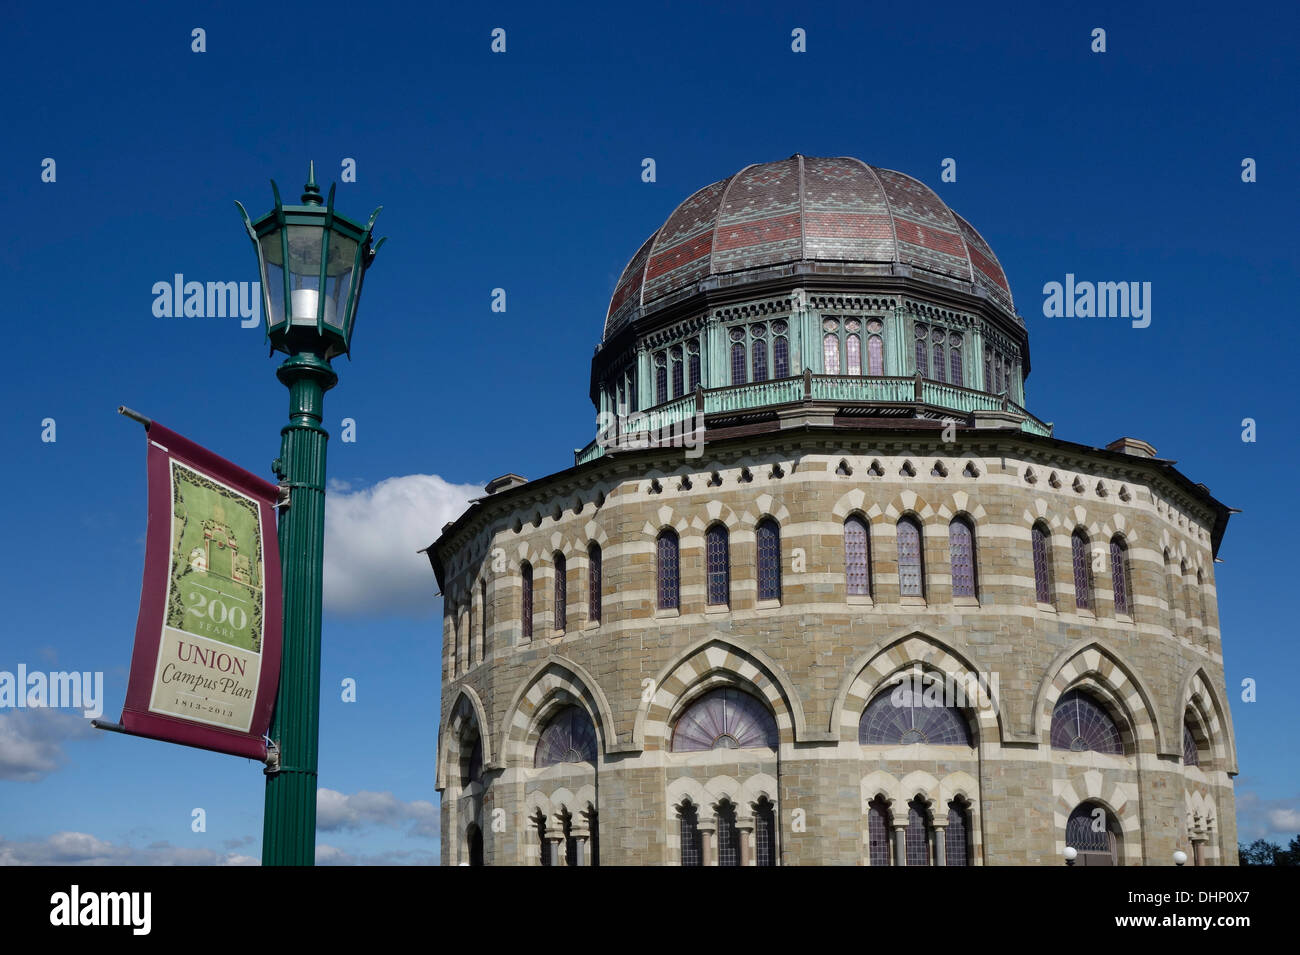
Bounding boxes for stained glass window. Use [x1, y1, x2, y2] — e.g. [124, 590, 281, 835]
[845, 515, 871, 596]
[867, 334, 884, 375]
[679, 802, 701, 866]
[534, 705, 598, 767]
[731, 341, 746, 385]
[688, 344, 701, 392]
[754, 797, 776, 866]
[1072, 530, 1092, 610]
[949, 518, 977, 598]
[858, 682, 973, 746]
[716, 801, 740, 867]
[773, 335, 790, 378]
[1051, 689, 1124, 754]
[1110, 536, 1130, 615]
[847, 334, 862, 375]
[706, 523, 730, 606]
[898, 517, 924, 597]
[824, 333, 840, 374]
[984, 350, 992, 391]
[933, 342, 946, 383]
[868, 797, 892, 866]
[521, 561, 533, 639]
[949, 333, 963, 385]
[907, 800, 932, 866]
[671, 345, 684, 398]
[752, 339, 768, 382]
[946, 800, 970, 866]
[1183, 723, 1200, 766]
[553, 552, 566, 631]
[757, 518, 782, 601]
[655, 355, 667, 405]
[588, 542, 602, 624]
[657, 529, 679, 610]
[671, 687, 778, 751]
[1032, 523, 1053, 603]
[915, 336, 928, 377]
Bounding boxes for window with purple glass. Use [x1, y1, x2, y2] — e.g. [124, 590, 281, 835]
[705, 523, 730, 606]
[1071, 529, 1092, 610]
[670, 345, 683, 398]
[897, 517, 924, 597]
[655, 353, 667, 405]
[730, 340, 746, 385]
[1183, 723, 1200, 766]
[671, 687, 779, 751]
[553, 552, 566, 632]
[915, 324, 929, 377]
[756, 518, 781, 601]
[867, 319, 885, 375]
[687, 342, 701, 392]
[754, 797, 776, 866]
[907, 799, 932, 866]
[772, 321, 790, 377]
[752, 337, 768, 382]
[1032, 522, 1053, 604]
[1110, 535, 1130, 616]
[823, 333, 840, 374]
[534, 704, 598, 767]
[859, 682, 972, 746]
[1051, 689, 1124, 754]
[587, 542, 601, 624]
[946, 799, 970, 866]
[949, 517, 977, 598]
[678, 801, 701, 866]
[844, 515, 871, 596]
[949, 333, 963, 385]
[932, 327, 946, 383]
[520, 561, 533, 640]
[657, 529, 679, 610]
[716, 801, 740, 866]
[868, 796, 892, 866]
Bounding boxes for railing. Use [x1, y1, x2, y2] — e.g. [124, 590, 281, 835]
[573, 374, 1052, 465]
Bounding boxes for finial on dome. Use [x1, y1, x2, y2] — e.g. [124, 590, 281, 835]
[301, 161, 322, 205]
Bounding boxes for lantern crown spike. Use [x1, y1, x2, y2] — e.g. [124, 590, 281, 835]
[301, 161, 322, 205]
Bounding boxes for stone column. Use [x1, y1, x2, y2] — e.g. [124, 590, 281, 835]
[698, 821, 716, 866]
[887, 305, 909, 376]
[737, 816, 755, 866]
[636, 343, 651, 411]
[892, 824, 908, 866]
[966, 324, 985, 391]
[570, 826, 590, 866]
[706, 314, 725, 387]
[545, 834, 565, 866]
[789, 289, 805, 374]
[933, 823, 947, 866]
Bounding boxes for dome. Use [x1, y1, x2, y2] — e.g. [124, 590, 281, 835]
[605, 154, 1014, 340]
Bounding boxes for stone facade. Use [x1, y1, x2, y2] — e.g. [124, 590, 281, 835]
[432, 429, 1237, 865]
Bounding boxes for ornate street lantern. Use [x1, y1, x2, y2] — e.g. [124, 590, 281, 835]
[237, 162, 384, 359]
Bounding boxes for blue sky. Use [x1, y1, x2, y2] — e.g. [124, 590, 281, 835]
[1, 0, 1296, 863]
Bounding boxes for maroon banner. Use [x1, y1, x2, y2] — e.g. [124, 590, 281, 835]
[118, 420, 282, 759]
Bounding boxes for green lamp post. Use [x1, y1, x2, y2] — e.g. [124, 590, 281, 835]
[237, 164, 384, 865]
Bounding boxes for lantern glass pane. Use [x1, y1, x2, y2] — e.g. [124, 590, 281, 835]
[260, 250, 286, 328]
[286, 225, 326, 326]
[324, 233, 358, 331]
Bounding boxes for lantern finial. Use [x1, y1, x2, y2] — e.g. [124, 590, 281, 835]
[302, 161, 322, 205]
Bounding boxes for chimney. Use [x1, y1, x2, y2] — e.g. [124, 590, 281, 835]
[1105, 437, 1157, 459]
[485, 473, 528, 495]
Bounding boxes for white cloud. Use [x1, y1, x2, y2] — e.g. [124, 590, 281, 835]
[1233, 789, 1300, 841]
[323, 474, 481, 617]
[0, 832, 257, 866]
[316, 788, 439, 839]
[0, 709, 97, 782]
[315, 843, 439, 866]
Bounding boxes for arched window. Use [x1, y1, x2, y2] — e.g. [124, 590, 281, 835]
[1032, 522, 1053, 604]
[534, 705, 598, 767]
[1066, 802, 1120, 865]
[587, 542, 602, 624]
[479, 577, 488, 661]
[756, 518, 782, 601]
[1181, 560, 1193, 635]
[773, 333, 790, 378]
[1071, 529, 1092, 610]
[915, 324, 929, 377]
[553, 552, 566, 632]
[844, 515, 871, 597]
[859, 679, 973, 746]
[1110, 535, 1130, 616]
[949, 517, 977, 598]
[657, 529, 680, 610]
[897, 517, 925, 597]
[1050, 689, 1124, 755]
[687, 341, 701, 392]
[705, 523, 730, 606]
[907, 798, 932, 866]
[655, 352, 668, 405]
[731, 340, 747, 385]
[520, 561, 533, 640]
[1196, 569, 1207, 638]
[670, 345, 684, 398]
[462, 735, 483, 787]
[452, 612, 461, 676]
[824, 333, 841, 374]
[716, 800, 741, 867]
[1163, 549, 1177, 631]
[932, 336, 946, 384]
[678, 800, 701, 866]
[867, 796, 892, 866]
[671, 687, 779, 752]
[1183, 722, 1200, 767]
[867, 319, 885, 375]
[846, 333, 862, 375]
[754, 797, 777, 866]
[948, 333, 964, 385]
[752, 337, 768, 382]
[946, 798, 971, 866]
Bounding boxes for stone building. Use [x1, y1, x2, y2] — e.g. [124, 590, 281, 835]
[428, 155, 1237, 866]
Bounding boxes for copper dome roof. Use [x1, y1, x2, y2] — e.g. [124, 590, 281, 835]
[605, 154, 1014, 339]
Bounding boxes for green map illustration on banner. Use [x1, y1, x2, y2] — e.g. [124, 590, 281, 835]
[165, 461, 264, 653]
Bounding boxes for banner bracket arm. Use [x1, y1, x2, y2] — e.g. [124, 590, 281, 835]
[117, 405, 152, 429]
